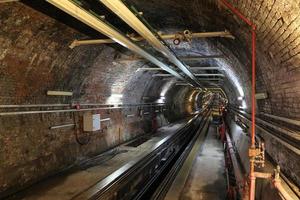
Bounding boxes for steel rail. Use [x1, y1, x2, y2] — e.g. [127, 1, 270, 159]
[71, 112, 208, 200]
[46, 0, 186, 83]
[163, 112, 210, 200]
[135, 113, 210, 200]
[99, 0, 202, 87]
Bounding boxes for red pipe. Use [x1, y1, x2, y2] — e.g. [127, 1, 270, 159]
[219, 1, 257, 200]
[219, 0, 254, 26]
[251, 27, 256, 148]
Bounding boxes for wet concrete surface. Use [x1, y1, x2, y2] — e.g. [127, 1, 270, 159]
[180, 125, 226, 200]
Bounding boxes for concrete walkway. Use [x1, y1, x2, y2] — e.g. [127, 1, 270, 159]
[180, 125, 226, 200]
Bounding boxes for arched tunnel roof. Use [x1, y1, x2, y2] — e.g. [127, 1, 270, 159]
[0, 0, 300, 198]
[8, 0, 299, 119]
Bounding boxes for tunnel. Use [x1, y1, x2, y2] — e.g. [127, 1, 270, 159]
[0, 0, 299, 199]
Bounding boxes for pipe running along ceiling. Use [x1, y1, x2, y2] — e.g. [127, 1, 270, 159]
[46, 0, 199, 88]
[99, 0, 203, 88]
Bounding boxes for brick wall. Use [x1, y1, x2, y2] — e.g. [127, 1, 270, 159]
[0, 3, 197, 197]
[128, 0, 300, 188]
[128, 0, 300, 118]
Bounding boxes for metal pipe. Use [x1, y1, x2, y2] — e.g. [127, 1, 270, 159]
[175, 83, 193, 86]
[232, 110, 300, 154]
[100, 118, 111, 122]
[180, 55, 224, 61]
[233, 109, 300, 140]
[220, 1, 257, 199]
[69, 31, 234, 48]
[196, 74, 225, 77]
[153, 73, 225, 77]
[0, 104, 165, 116]
[116, 55, 224, 62]
[137, 67, 222, 71]
[225, 132, 247, 199]
[0, 107, 120, 116]
[0, 102, 165, 109]
[0, 0, 19, 3]
[189, 67, 223, 70]
[99, 0, 202, 87]
[50, 124, 75, 130]
[260, 113, 300, 127]
[47, 91, 73, 96]
[46, 0, 186, 83]
[0, 104, 71, 108]
[274, 180, 295, 200]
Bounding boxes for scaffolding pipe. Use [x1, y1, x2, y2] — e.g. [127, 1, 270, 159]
[219, 2, 256, 199]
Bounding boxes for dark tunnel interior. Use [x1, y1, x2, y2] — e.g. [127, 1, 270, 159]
[0, 0, 299, 200]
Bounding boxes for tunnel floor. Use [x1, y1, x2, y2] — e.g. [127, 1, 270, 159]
[180, 125, 226, 200]
[7, 119, 191, 200]
[6, 118, 229, 200]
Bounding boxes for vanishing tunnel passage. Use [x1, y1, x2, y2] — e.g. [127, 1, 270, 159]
[0, 0, 300, 200]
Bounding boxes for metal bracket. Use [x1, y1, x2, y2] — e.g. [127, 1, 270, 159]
[248, 142, 265, 168]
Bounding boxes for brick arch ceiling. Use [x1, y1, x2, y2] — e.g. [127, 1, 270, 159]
[127, 0, 300, 119]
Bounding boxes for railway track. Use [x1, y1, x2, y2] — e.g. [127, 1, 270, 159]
[70, 109, 211, 200]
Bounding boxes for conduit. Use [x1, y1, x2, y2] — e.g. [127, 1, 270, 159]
[117, 55, 224, 62]
[46, 0, 187, 84]
[69, 31, 234, 48]
[99, 0, 202, 87]
[225, 132, 247, 199]
[152, 73, 225, 77]
[136, 66, 222, 71]
[219, 1, 257, 199]
[0, 102, 164, 108]
[0, 104, 165, 116]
